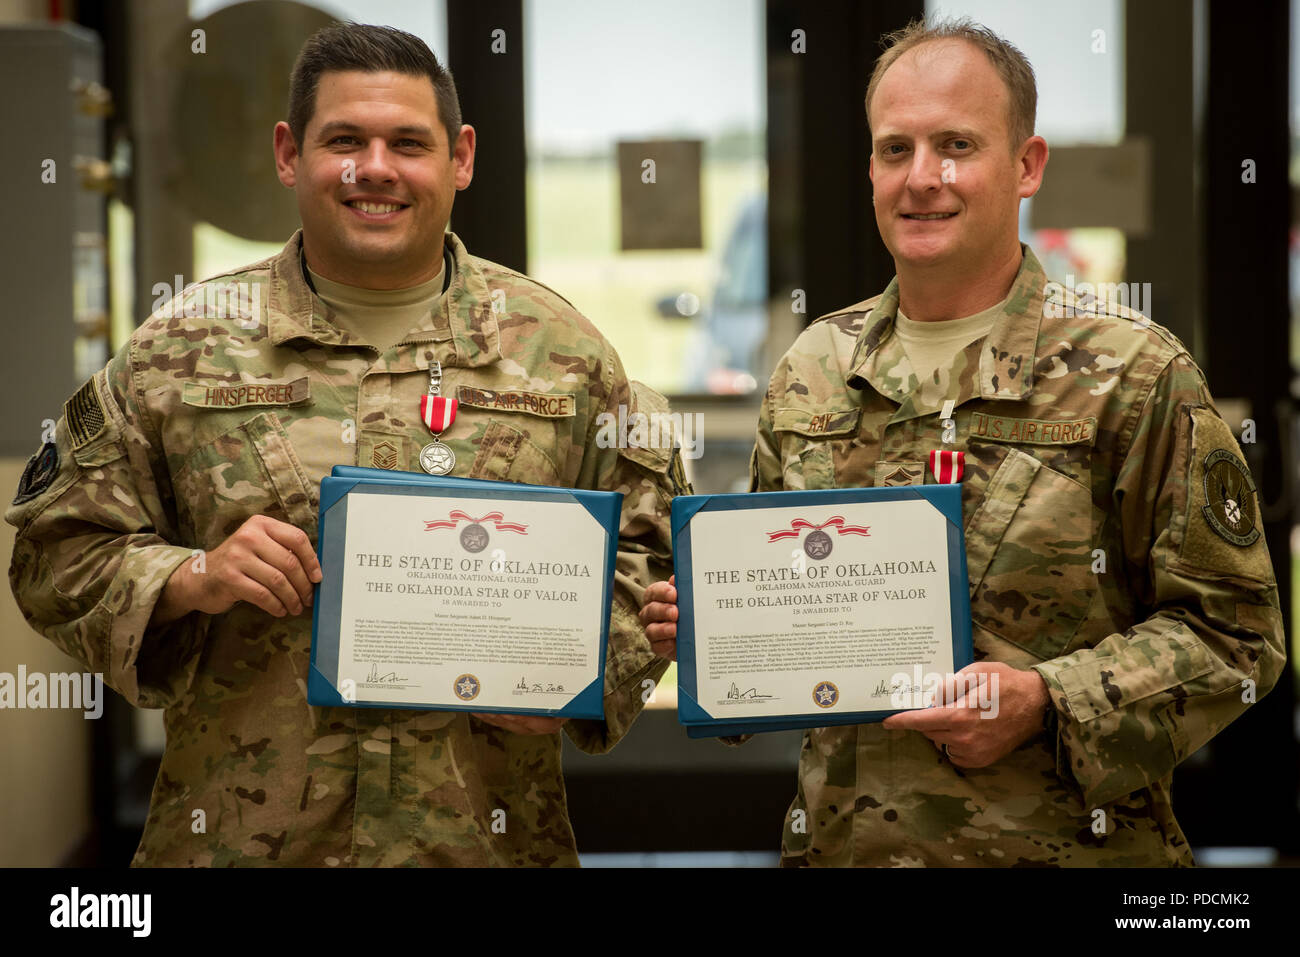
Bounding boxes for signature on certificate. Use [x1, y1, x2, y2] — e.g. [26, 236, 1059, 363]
[515, 676, 565, 694]
[366, 662, 407, 684]
[726, 682, 772, 700]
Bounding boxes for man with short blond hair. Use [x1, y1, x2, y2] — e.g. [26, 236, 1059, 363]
[642, 18, 1283, 867]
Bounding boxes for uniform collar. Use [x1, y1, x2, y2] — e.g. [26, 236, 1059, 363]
[267, 229, 501, 368]
[846, 243, 1049, 414]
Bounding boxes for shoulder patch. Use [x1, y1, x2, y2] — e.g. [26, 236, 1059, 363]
[13, 442, 59, 504]
[65, 377, 107, 449]
[1200, 448, 1259, 546]
[1180, 407, 1273, 582]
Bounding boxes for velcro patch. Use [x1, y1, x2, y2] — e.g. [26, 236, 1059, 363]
[969, 412, 1095, 446]
[65, 377, 107, 449]
[457, 386, 575, 418]
[182, 377, 311, 409]
[875, 461, 924, 486]
[1180, 407, 1273, 582]
[773, 408, 860, 437]
[13, 442, 59, 504]
[1200, 449, 1259, 545]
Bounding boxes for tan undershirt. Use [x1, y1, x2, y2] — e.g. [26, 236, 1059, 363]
[308, 256, 447, 355]
[893, 296, 1005, 384]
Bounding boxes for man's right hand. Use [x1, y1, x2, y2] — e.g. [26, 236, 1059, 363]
[639, 575, 679, 661]
[154, 515, 322, 626]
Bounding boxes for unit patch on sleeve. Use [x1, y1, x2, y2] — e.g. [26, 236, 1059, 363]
[1200, 448, 1259, 546]
[1180, 407, 1273, 583]
[13, 442, 59, 505]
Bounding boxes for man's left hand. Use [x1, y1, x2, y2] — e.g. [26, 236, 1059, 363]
[880, 662, 1051, 768]
[474, 713, 569, 735]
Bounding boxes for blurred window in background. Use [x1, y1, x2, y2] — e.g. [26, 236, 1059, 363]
[524, 0, 767, 396]
[927, 0, 1126, 289]
[186, 0, 448, 280]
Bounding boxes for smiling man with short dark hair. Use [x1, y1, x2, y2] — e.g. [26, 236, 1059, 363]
[9, 22, 684, 867]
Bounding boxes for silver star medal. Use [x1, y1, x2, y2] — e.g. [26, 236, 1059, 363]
[419, 361, 457, 475]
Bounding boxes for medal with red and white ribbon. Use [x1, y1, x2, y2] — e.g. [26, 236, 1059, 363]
[928, 449, 965, 484]
[419, 361, 458, 475]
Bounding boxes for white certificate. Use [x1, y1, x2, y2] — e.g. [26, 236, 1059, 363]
[309, 475, 618, 718]
[674, 486, 971, 732]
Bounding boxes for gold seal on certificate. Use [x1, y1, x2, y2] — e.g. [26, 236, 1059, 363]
[672, 486, 972, 735]
[308, 468, 623, 719]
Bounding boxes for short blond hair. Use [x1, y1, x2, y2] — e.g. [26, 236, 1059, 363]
[864, 17, 1037, 153]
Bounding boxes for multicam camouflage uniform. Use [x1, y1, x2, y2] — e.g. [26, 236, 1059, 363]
[7, 230, 688, 867]
[754, 245, 1284, 866]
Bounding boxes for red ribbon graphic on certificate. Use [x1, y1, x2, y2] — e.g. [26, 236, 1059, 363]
[424, 510, 529, 534]
[765, 515, 870, 542]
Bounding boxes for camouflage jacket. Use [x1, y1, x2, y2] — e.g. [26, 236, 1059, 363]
[7, 230, 684, 867]
[755, 245, 1285, 866]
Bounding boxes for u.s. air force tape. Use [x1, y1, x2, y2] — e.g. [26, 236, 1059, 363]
[65, 377, 107, 449]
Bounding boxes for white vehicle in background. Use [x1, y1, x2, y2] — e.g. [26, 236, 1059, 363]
[657, 194, 766, 395]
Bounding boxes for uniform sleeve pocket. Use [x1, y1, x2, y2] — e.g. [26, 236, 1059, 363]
[1056, 629, 1212, 720]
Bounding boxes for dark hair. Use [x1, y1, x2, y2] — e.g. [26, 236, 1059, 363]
[287, 22, 462, 153]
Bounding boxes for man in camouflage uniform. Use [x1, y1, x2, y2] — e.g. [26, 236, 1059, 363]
[8, 24, 684, 866]
[642, 20, 1284, 865]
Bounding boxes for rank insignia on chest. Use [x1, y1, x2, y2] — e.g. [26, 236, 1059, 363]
[928, 449, 965, 484]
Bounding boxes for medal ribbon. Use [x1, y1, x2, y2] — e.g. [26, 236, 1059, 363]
[421, 361, 458, 436]
[420, 395, 458, 434]
[928, 450, 965, 484]
[766, 515, 871, 542]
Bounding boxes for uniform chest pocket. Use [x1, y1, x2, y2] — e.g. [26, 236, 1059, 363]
[465, 418, 562, 485]
[963, 445, 1102, 660]
[174, 411, 317, 547]
[772, 406, 862, 490]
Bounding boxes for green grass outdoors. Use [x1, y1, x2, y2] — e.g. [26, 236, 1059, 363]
[528, 157, 766, 393]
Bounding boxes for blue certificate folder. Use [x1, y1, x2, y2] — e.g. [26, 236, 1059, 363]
[308, 466, 621, 719]
[672, 485, 973, 738]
